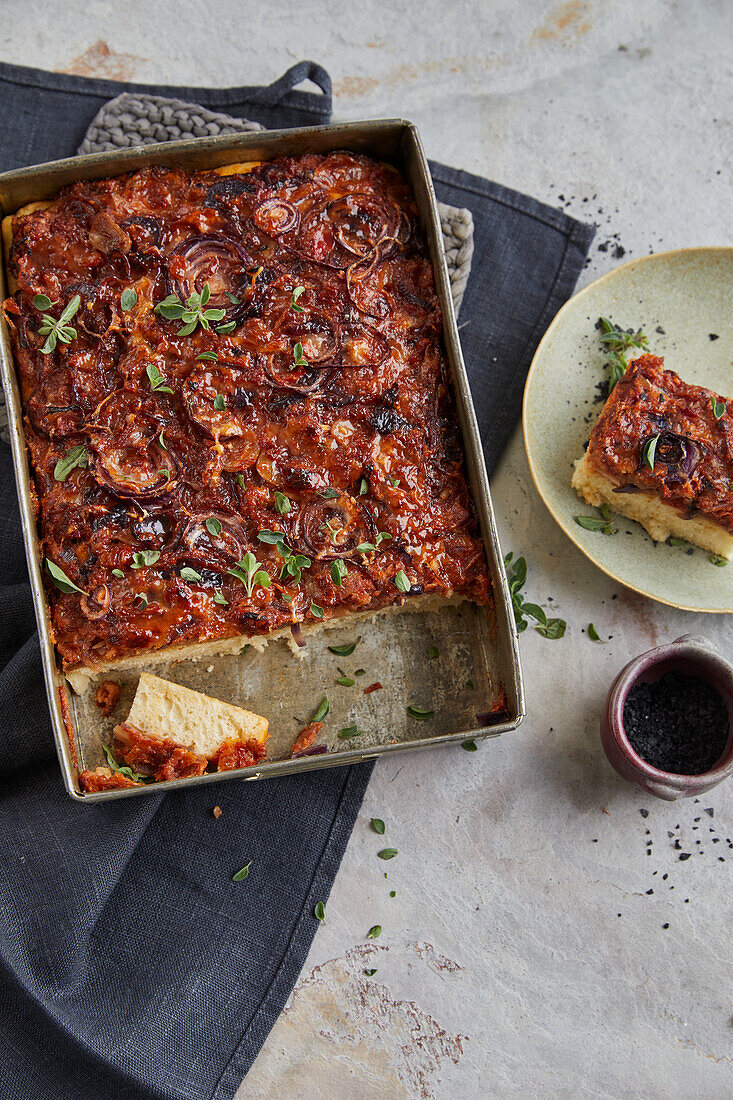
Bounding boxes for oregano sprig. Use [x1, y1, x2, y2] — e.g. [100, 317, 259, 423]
[37, 294, 81, 354]
[154, 283, 226, 336]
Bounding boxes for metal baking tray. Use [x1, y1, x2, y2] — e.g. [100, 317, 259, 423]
[0, 118, 524, 801]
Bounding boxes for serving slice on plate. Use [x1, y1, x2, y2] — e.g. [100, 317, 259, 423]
[572, 353, 733, 559]
[522, 246, 733, 613]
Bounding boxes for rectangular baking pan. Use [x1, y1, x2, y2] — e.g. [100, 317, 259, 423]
[0, 118, 524, 801]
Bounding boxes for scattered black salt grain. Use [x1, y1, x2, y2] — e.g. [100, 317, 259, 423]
[623, 671, 728, 775]
[679, 853, 692, 861]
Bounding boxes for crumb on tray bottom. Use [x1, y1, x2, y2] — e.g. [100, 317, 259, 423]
[572, 453, 733, 558]
[65, 593, 473, 694]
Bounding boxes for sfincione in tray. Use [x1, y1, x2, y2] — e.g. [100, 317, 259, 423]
[3, 153, 491, 692]
[572, 353, 733, 558]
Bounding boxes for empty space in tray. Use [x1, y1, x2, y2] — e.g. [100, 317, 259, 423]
[71, 601, 504, 771]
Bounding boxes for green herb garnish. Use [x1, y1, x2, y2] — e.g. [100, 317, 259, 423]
[330, 559, 348, 586]
[257, 529, 312, 583]
[45, 558, 86, 595]
[291, 286, 306, 312]
[667, 537, 687, 548]
[232, 862, 252, 882]
[131, 549, 160, 569]
[310, 601, 325, 618]
[427, 645, 439, 659]
[53, 444, 88, 482]
[642, 434, 660, 470]
[711, 397, 726, 420]
[393, 569, 410, 593]
[32, 293, 55, 311]
[462, 739, 478, 751]
[196, 351, 219, 362]
[573, 507, 617, 535]
[359, 477, 369, 495]
[366, 925, 382, 939]
[228, 552, 271, 597]
[102, 743, 149, 784]
[588, 622, 604, 641]
[146, 363, 173, 394]
[328, 642, 357, 656]
[206, 517, 222, 538]
[235, 474, 246, 487]
[407, 705, 434, 720]
[158, 430, 167, 450]
[314, 902, 326, 922]
[291, 341, 308, 369]
[364, 968, 378, 976]
[371, 818, 386, 834]
[225, 291, 241, 306]
[155, 283, 226, 335]
[37, 294, 81, 354]
[180, 566, 202, 583]
[338, 724, 363, 739]
[598, 316, 648, 393]
[216, 321, 237, 335]
[336, 673, 355, 687]
[111, 568, 124, 579]
[504, 552, 568, 638]
[709, 554, 728, 567]
[274, 491, 291, 515]
[357, 532, 392, 554]
[213, 393, 226, 411]
[320, 488, 340, 499]
[120, 288, 137, 312]
[312, 697, 329, 722]
[214, 591, 229, 606]
[377, 848, 398, 860]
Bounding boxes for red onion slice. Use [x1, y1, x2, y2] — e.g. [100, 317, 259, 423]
[293, 492, 376, 560]
[292, 744, 328, 758]
[79, 584, 111, 620]
[166, 233, 251, 318]
[253, 198, 300, 236]
[90, 430, 178, 500]
[290, 623, 307, 648]
[326, 192, 406, 257]
[182, 365, 255, 439]
[181, 514, 247, 568]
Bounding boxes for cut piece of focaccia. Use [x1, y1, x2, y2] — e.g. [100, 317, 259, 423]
[572, 354, 733, 558]
[79, 672, 269, 790]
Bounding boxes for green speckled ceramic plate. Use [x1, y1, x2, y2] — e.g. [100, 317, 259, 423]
[523, 247, 733, 613]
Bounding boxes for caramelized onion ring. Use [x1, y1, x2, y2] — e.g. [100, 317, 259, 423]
[167, 233, 250, 317]
[90, 431, 177, 500]
[293, 492, 375, 560]
[182, 365, 255, 439]
[181, 514, 247, 567]
[327, 192, 404, 257]
[253, 198, 299, 236]
[80, 584, 111, 620]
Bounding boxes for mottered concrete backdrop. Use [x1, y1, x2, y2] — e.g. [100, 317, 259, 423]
[1, 2, 732, 1097]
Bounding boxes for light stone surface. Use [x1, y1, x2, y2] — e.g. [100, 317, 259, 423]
[2, 2, 732, 1096]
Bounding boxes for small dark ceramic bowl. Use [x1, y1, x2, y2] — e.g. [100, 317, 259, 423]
[601, 634, 733, 800]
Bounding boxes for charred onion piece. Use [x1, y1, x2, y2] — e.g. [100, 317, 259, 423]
[167, 233, 250, 317]
[130, 510, 181, 551]
[261, 355, 336, 396]
[89, 212, 131, 255]
[181, 514, 247, 567]
[642, 430, 702, 479]
[341, 322, 390, 367]
[80, 584, 111, 620]
[293, 492, 376, 560]
[182, 365, 255, 438]
[253, 198, 299, 236]
[27, 368, 83, 437]
[277, 312, 340, 365]
[326, 192, 404, 257]
[90, 429, 177, 500]
[346, 255, 390, 318]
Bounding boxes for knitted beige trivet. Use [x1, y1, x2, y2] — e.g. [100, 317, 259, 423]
[0, 94, 474, 441]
